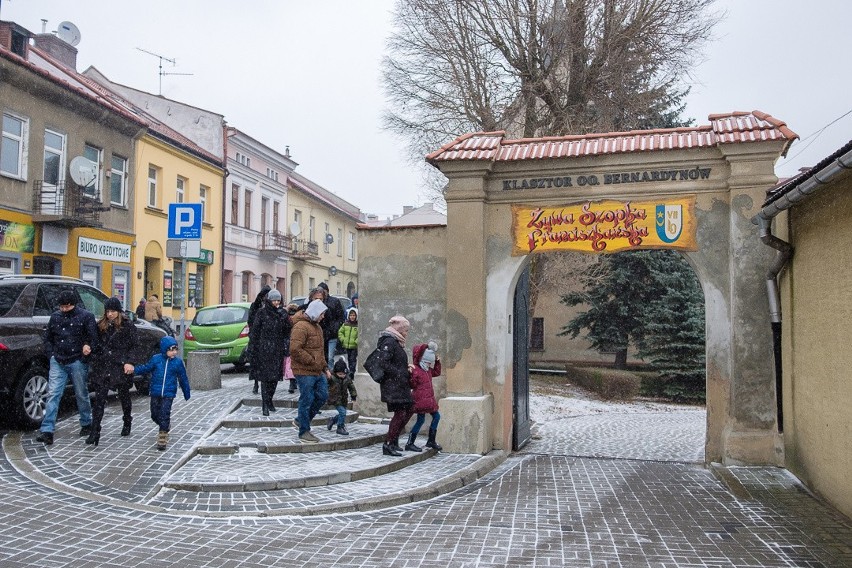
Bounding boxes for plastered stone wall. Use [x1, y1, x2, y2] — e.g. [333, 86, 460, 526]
[780, 171, 852, 519]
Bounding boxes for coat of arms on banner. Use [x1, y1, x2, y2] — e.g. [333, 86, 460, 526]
[656, 204, 683, 243]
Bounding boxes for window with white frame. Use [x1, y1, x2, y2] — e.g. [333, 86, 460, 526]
[347, 231, 355, 260]
[43, 129, 65, 187]
[109, 154, 127, 205]
[309, 216, 315, 243]
[230, 183, 239, 225]
[82, 144, 101, 198]
[1, 112, 28, 179]
[323, 222, 330, 253]
[199, 184, 209, 221]
[176, 176, 185, 203]
[337, 228, 343, 256]
[147, 165, 158, 207]
[244, 189, 252, 229]
[266, 167, 278, 182]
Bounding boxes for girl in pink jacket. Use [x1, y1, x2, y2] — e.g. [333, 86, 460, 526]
[406, 341, 442, 452]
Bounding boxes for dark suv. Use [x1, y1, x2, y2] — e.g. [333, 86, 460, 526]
[0, 275, 166, 429]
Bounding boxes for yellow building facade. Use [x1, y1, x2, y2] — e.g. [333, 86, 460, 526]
[132, 134, 224, 323]
[286, 172, 360, 301]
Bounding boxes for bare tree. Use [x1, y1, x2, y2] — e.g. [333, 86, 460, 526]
[383, 0, 722, 193]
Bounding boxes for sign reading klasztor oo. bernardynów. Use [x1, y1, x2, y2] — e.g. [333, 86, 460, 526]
[512, 197, 697, 255]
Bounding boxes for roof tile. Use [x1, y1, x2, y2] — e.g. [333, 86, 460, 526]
[427, 111, 798, 164]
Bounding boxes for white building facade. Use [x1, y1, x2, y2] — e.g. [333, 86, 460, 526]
[223, 128, 297, 303]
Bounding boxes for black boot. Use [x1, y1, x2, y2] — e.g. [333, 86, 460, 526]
[390, 436, 403, 452]
[382, 442, 402, 456]
[252, 380, 259, 395]
[288, 379, 296, 394]
[121, 416, 132, 437]
[85, 427, 100, 446]
[405, 432, 422, 452]
[268, 383, 277, 411]
[426, 429, 442, 451]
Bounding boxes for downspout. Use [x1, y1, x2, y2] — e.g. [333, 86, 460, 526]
[753, 144, 852, 433]
[756, 217, 791, 432]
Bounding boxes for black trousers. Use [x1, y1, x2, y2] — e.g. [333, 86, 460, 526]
[91, 381, 132, 433]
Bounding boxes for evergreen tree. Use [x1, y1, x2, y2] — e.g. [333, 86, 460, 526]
[638, 252, 706, 401]
[560, 250, 706, 400]
[558, 251, 657, 369]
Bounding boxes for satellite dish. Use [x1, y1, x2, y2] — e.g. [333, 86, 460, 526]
[289, 222, 301, 236]
[56, 21, 81, 46]
[69, 156, 96, 187]
[325, 233, 334, 244]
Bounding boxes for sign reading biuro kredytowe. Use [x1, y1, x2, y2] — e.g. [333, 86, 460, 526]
[512, 197, 697, 255]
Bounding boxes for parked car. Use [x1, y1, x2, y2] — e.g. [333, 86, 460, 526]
[0, 274, 167, 429]
[289, 295, 352, 312]
[183, 303, 251, 369]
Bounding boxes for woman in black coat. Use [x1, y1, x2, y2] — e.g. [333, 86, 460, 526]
[247, 285, 271, 394]
[376, 315, 413, 456]
[88, 297, 138, 446]
[248, 289, 291, 415]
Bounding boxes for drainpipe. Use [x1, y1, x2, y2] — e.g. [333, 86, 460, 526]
[753, 144, 852, 433]
[757, 216, 791, 432]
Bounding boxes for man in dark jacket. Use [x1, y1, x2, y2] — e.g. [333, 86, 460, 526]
[36, 289, 99, 445]
[317, 282, 345, 365]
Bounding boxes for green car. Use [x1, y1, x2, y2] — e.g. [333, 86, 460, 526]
[183, 302, 251, 369]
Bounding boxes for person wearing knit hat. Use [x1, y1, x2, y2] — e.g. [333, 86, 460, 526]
[289, 298, 331, 443]
[88, 297, 139, 446]
[247, 288, 291, 416]
[326, 358, 357, 435]
[36, 289, 98, 446]
[337, 308, 359, 381]
[376, 314, 414, 456]
[407, 341, 443, 452]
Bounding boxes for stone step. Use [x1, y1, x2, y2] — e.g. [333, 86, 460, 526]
[163, 442, 439, 491]
[198, 421, 388, 454]
[220, 406, 362, 429]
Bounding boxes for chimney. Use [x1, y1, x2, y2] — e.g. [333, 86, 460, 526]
[34, 33, 77, 69]
[402, 206, 414, 215]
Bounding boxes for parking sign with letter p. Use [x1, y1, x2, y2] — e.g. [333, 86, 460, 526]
[168, 203, 203, 239]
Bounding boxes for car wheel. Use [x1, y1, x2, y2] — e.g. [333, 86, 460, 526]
[13, 366, 49, 429]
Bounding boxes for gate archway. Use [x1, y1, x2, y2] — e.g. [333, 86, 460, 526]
[427, 111, 796, 466]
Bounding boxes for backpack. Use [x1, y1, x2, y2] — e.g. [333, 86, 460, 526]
[363, 347, 385, 383]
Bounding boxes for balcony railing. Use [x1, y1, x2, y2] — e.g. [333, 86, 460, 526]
[260, 231, 293, 255]
[31, 179, 108, 227]
[291, 239, 320, 260]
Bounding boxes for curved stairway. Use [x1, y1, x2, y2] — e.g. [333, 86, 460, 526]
[10, 379, 503, 518]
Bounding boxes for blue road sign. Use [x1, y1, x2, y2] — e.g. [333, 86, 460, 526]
[167, 203, 203, 239]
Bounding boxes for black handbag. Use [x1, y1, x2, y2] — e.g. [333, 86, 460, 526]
[363, 348, 385, 383]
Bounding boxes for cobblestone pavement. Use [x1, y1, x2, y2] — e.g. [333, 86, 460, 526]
[0, 376, 850, 567]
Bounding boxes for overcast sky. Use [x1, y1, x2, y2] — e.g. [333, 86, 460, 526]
[3, 1, 850, 217]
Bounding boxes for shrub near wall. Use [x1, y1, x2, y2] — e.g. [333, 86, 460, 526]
[565, 365, 640, 400]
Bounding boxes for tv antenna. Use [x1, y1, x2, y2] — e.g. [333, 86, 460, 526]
[136, 47, 193, 95]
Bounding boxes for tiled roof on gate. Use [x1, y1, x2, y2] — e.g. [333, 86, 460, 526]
[426, 111, 798, 164]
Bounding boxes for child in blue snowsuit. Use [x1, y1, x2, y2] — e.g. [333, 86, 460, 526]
[130, 336, 190, 450]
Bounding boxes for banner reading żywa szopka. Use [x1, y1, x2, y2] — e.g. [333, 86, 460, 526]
[512, 197, 696, 255]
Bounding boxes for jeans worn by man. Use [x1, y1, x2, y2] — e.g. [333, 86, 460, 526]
[295, 374, 328, 437]
[40, 358, 92, 436]
[36, 289, 98, 445]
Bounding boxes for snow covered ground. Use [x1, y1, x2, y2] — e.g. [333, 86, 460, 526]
[523, 377, 707, 462]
